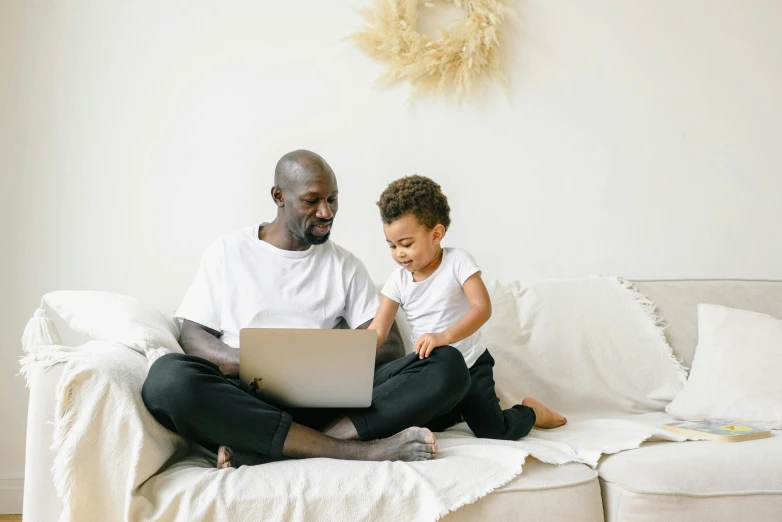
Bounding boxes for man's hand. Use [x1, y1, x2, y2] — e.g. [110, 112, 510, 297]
[414, 333, 448, 359]
[179, 319, 239, 377]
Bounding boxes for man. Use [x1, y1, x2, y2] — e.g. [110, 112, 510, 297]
[142, 150, 471, 467]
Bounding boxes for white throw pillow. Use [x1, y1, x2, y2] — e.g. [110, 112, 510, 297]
[486, 277, 687, 415]
[666, 304, 782, 429]
[43, 291, 183, 358]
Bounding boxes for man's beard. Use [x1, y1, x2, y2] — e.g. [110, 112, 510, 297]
[303, 220, 332, 245]
[304, 228, 330, 245]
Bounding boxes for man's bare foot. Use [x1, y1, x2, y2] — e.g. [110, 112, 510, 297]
[216, 446, 276, 469]
[280, 422, 437, 462]
[363, 427, 438, 462]
[217, 445, 231, 469]
[522, 398, 567, 429]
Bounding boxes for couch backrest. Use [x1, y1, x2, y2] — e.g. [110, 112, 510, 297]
[634, 280, 782, 368]
[382, 279, 782, 368]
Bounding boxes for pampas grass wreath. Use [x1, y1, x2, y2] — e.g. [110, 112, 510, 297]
[349, 0, 513, 101]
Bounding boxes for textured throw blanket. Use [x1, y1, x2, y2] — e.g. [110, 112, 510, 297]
[21, 276, 693, 522]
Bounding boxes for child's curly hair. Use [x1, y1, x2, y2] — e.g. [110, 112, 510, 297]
[377, 175, 451, 231]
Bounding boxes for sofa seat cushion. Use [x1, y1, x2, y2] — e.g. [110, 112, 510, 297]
[598, 435, 782, 522]
[444, 458, 603, 522]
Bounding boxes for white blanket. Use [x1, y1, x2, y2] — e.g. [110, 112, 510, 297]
[21, 343, 190, 522]
[24, 343, 540, 522]
[21, 276, 693, 522]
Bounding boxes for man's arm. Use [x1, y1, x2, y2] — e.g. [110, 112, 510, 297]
[357, 318, 405, 366]
[179, 319, 239, 377]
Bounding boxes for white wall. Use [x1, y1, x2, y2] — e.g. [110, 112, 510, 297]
[1, 0, 33, 512]
[2, 0, 781, 512]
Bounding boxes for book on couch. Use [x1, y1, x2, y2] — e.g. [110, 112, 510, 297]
[662, 420, 772, 442]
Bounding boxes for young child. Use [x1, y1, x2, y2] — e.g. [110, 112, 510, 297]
[369, 175, 567, 440]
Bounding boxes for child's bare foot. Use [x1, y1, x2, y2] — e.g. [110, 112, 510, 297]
[522, 398, 567, 429]
[216, 446, 276, 468]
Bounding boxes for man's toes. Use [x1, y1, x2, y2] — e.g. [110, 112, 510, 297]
[402, 427, 436, 445]
[415, 451, 436, 461]
[413, 428, 435, 444]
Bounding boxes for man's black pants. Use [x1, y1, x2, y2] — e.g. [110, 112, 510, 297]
[141, 346, 471, 458]
[425, 350, 536, 440]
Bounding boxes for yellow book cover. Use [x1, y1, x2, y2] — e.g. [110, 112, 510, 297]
[662, 420, 772, 442]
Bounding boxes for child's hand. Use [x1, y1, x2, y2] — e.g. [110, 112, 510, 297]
[414, 333, 448, 359]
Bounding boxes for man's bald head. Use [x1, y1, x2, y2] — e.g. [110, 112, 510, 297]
[270, 150, 339, 247]
[274, 149, 335, 191]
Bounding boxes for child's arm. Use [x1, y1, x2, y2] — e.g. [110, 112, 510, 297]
[414, 272, 492, 358]
[368, 295, 401, 349]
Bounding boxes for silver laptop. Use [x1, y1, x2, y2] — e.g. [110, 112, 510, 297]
[239, 328, 377, 408]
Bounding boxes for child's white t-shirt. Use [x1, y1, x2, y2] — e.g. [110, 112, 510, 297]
[381, 247, 487, 368]
[176, 225, 380, 348]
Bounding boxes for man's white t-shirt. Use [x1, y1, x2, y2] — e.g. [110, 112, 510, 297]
[381, 247, 486, 368]
[176, 225, 380, 348]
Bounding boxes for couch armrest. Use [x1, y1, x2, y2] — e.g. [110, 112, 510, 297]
[21, 342, 189, 522]
[24, 361, 66, 522]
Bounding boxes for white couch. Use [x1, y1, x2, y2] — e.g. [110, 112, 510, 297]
[22, 280, 782, 521]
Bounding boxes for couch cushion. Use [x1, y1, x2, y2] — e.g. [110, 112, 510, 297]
[666, 305, 782, 428]
[634, 280, 782, 368]
[444, 459, 603, 522]
[598, 435, 782, 522]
